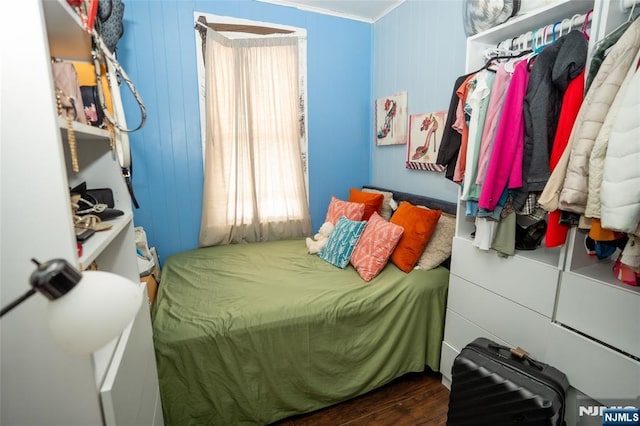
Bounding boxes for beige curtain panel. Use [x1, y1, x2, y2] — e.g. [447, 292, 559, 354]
[199, 30, 311, 247]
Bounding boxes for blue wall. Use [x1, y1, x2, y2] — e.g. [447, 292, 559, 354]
[119, 1, 372, 261]
[371, 0, 466, 203]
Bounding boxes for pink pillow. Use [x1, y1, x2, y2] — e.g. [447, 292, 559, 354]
[350, 212, 404, 281]
[324, 196, 365, 225]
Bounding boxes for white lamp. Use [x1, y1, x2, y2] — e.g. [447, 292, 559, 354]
[1, 259, 142, 355]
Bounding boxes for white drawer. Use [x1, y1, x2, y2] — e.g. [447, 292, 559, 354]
[450, 237, 559, 317]
[546, 323, 640, 400]
[444, 309, 510, 353]
[447, 274, 550, 358]
[556, 272, 640, 358]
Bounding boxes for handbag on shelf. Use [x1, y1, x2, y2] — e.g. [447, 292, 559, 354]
[52, 60, 87, 172]
[74, 60, 113, 129]
[66, 0, 144, 207]
[80, 86, 106, 127]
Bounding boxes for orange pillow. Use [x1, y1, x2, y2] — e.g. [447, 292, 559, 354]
[349, 188, 384, 220]
[390, 202, 442, 273]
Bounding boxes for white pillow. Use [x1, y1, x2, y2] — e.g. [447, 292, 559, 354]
[416, 212, 456, 270]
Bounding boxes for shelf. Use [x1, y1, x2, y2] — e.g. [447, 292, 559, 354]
[453, 233, 563, 268]
[468, 0, 594, 45]
[43, 0, 93, 61]
[78, 212, 133, 270]
[58, 117, 112, 143]
[567, 262, 640, 295]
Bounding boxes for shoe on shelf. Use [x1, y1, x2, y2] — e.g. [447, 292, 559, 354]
[74, 214, 113, 232]
[70, 182, 123, 221]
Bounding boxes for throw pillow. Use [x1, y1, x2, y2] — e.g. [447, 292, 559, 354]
[348, 188, 384, 220]
[324, 196, 365, 225]
[350, 212, 404, 281]
[318, 216, 367, 269]
[361, 188, 395, 220]
[416, 212, 456, 270]
[390, 202, 442, 273]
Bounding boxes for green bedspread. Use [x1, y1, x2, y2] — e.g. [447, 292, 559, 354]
[152, 239, 449, 425]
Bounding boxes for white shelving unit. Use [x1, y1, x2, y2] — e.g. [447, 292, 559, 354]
[440, 1, 640, 423]
[0, 1, 162, 424]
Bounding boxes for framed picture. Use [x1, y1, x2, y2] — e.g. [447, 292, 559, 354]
[375, 92, 408, 146]
[406, 111, 447, 172]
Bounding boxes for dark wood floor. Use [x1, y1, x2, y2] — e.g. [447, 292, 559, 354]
[272, 369, 450, 426]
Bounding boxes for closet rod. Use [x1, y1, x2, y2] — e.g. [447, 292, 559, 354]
[497, 10, 592, 52]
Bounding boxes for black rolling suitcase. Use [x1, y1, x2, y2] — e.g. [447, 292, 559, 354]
[447, 337, 569, 426]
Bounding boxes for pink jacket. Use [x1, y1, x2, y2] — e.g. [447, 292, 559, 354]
[478, 60, 530, 211]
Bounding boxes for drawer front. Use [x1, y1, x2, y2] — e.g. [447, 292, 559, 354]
[546, 323, 640, 400]
[451, 237, 559, 317]
[444, 308, 510, 353]
[556, 272, 640, 358]
[448, 275, 550, 359]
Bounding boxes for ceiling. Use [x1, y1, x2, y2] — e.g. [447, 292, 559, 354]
[256, 0, 406, 23]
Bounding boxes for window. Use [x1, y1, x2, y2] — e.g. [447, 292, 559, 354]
[195, 14, 311, 246]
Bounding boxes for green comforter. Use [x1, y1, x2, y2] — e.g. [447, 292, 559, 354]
[152, 239, 449, 425]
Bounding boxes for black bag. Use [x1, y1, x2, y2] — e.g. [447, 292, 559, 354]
[80, 85, 106, 128]
[447, 337, 569, 426]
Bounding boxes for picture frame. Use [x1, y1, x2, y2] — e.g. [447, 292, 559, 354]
[375, 91, 408, 146]
[406, 111, 447, 172]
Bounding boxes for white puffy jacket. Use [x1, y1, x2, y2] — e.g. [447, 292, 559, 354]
[585, 46, 640, 218]
[600, 68, 640, 235]
[557, 18, 640, 214]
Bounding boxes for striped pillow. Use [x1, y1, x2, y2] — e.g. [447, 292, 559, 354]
[350, 212, 404, 281]
[318, 216, 367, 269]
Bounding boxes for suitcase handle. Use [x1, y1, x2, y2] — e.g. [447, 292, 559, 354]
[488, 343, 544, 370]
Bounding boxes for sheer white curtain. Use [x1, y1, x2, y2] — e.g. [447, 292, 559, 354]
[199, 30, 311, 246]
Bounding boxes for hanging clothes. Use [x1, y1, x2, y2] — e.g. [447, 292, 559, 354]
[545, 71, 585, 248]
[600, 67, 640, 235]
[585, 19, 634, 92]
[478, 59, 530, 211]
[585, 46, 640, 220]
[511, 30, 588, 210]
[558, 18, 640, 215]
[453, 75, 477, 183]
[475, 62, 513, 187]
[437, 73, 472, 181]
[461, 70, 496, 201]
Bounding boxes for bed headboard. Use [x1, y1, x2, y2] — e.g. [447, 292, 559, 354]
[362, 186, 457, 216]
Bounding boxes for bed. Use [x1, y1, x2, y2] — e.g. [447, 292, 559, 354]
[152, 187, 456, 425]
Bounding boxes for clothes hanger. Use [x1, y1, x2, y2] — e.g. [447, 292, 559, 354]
[552, 21, 562, 42]
[594, 1, 638, 50]
[582, 9, 593, 40]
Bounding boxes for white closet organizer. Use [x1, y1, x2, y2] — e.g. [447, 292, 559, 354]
[0, 1, 162, 424]
[440, 0, 640, 422]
